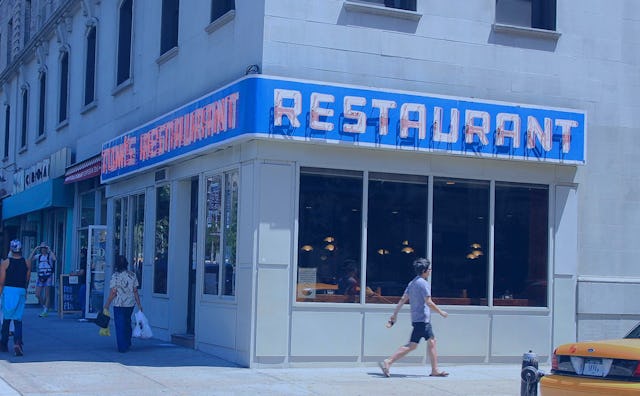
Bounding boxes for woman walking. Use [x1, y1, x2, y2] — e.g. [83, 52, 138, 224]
[104, 255, 142, 352]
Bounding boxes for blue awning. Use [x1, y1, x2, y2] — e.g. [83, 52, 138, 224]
[2, 178, 73, 220]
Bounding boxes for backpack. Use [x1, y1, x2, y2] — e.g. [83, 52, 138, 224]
[37, 254, 53, 282]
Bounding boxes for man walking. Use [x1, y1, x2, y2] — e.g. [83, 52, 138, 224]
[379, 257, 449, 378]
[0, 240, 31, 356]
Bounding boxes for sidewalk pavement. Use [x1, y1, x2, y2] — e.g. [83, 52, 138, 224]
[0, 307, 542, 395]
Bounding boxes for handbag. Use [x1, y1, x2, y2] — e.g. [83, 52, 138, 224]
[94, 309, 110, 329]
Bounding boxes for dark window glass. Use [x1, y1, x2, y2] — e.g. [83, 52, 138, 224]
[384, 0, 417, 11]
[154, 185, 170, 294]
[366, 173, 427, 304]
[432, 178, 489, 306]
[297, 168, 363, 303]
[132, 194, 145, 289]
[494, 182, 548, 307]
[117, 0, 133, 85]
[58, 50, 69, 123]
[38, 72, 46, 136]
[211, 0, 234, 22]
[204, 175, 222, 295]
[20, 89, 28, 148]
[222, 170, 238, 296]
[495, 0, 556, 30]
[160, 0, 179, 55]
[3, 105, 9, 158]
[24, 1, 32, 44]
[7, 19, 12, 64]
[84, 26, 96, 105]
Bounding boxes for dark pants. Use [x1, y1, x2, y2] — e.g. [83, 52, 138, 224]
[113, 306, 134, 352]
[1, 319, 22, 347]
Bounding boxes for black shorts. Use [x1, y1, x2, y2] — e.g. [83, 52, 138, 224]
[409, 322, 435, 343]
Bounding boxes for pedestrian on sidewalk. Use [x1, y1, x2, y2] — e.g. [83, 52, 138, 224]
[0, 240, 32, 356]
[104, 255, 142, 353]
[29, 242, 56, 317]
[379, 257, 449, 378]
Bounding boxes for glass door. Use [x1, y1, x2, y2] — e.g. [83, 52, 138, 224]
[86, 225, 107, 319]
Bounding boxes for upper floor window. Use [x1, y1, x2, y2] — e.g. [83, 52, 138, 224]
[38, 71, 46, 137]
[3, 105, 10, 159]
[7, 19, 13, 64]
[58, 49, 69, 124]
[24, 0, 32, 45]
[384, 0, 416, 11]
[495, 0, 556, 31]
[20, 87, 28, 148]
[117, 0, 133, 85]
[211, 0, 234, 22]
[84, 25, 97, 106]
[160, 0, 179, 55]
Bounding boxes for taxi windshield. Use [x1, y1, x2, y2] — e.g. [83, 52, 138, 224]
[624, 323, 640, 339]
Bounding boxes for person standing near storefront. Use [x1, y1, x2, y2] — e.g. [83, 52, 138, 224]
[0, 240, 31, 356]
[379, 257, 449, 378]
[103, 255, 142, 353]
[29, 243, 56, 318]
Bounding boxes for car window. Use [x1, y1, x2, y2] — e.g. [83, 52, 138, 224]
[624, 323, 640, 339]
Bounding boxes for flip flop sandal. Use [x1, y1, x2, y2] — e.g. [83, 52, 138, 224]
[429, 371, 449, 377]
[378, 361, 390, 377]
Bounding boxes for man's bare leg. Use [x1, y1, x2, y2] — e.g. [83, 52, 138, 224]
[427, 338, 448, 376]
[380, 342, 418, 376]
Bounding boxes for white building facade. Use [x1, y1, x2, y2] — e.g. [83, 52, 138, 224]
[0, 0, 638, 368]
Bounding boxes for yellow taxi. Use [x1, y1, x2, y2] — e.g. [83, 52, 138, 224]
[540, 322, 640, 395]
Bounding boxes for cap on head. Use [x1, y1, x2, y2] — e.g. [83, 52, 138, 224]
[10, 239, 22, 252]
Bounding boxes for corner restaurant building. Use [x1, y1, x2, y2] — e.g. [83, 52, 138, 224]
[101, 75, 585, 368]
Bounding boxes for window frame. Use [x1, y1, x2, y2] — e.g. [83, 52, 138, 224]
[493, 0, 561, 39]
[19, 85, 29, 150]
[294, 167, 551, 308]
[57, 48, 70, 126]
[37, 69, 46, 138]
[160, 0, 179, 56]
[83, 24, 97, 107]
[115, 0, 133, 88]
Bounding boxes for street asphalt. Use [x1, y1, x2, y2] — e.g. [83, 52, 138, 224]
[0, 306, 543, 395]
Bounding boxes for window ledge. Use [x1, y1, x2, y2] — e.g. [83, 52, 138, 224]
[35, 134, 46, 144]
[156, 46, 179, 66]
[205, 10, 235, 34]
[111, 78, 133, 97]
[56, 119, 69, 131]
[18, 146, 27, 154]
[80, 101, 97, 115]
[492, 23, 561, 40]
[343, 1, 422, 21]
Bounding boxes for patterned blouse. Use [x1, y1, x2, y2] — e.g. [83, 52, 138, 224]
[109, 270, 139, 307]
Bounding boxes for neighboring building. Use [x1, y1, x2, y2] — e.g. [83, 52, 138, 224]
[0, 0, 637, 368]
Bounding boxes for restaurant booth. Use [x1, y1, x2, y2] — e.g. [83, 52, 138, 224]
[100, 75, 585, 367]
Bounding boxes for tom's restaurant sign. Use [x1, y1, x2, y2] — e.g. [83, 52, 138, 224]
[101, 75, 586, 182]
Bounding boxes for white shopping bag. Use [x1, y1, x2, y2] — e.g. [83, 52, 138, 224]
[132, 311, 153, 339]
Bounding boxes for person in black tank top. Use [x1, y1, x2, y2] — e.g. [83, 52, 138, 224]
[0, 240, 32, 356]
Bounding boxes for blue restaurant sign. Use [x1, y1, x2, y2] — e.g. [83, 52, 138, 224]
[101, 75, 586, 182]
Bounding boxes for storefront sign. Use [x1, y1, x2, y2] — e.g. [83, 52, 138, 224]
[102, 76, 586, 182]
[13, 159, 50, 193]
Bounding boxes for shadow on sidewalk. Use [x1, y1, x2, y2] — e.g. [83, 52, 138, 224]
[1, 306, 239, 368]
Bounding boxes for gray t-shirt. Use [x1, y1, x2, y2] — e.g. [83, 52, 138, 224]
[405, 276, 431, 323]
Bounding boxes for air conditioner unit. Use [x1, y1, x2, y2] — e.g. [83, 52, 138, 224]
[155, 168, 169, 182]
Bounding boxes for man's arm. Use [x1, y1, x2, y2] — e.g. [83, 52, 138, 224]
[0, 259, 8, 295]
[389, 293, 409, 323]
[426, 296, 448, 318]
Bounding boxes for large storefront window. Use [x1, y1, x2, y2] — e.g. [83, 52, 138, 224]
[494, 182, 548, 307]
[366, 173, 427, 304]
[296, 169, 549, 307]
[297, 168, 363, 303]
[154, 185, 170, 294]
[432, 178, 489, 306]
[203, 170, 239, 296]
